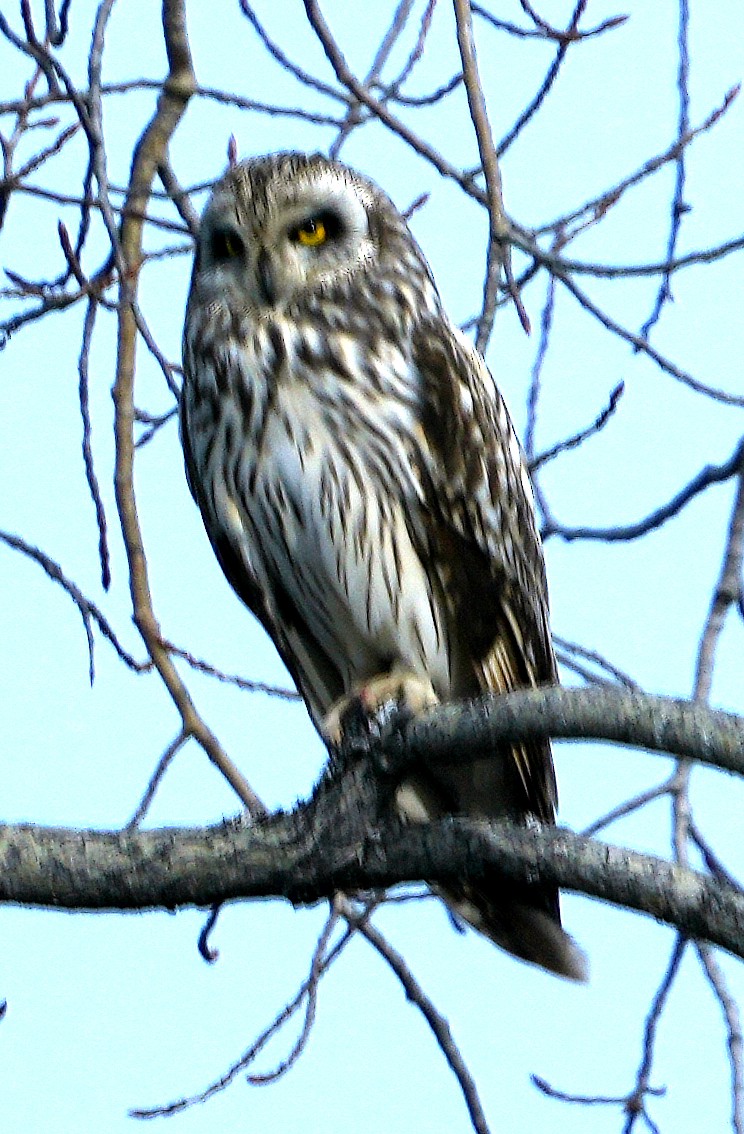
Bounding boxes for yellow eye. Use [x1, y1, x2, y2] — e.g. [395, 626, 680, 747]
[293, 218, 327, 247]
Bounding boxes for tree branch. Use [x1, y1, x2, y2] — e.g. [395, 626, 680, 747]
[401, 686, 744, 777]
[2, 684, 743, 961]
[2, 810, 744, 962]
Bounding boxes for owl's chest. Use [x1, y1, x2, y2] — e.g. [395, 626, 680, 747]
[227, 323, 422, 503]
[189, 323, 450, 691]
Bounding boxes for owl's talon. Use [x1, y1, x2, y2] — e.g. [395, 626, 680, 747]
[322, 671, 438, 762]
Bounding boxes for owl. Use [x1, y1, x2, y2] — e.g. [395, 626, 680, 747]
[181, 151, 586, 981]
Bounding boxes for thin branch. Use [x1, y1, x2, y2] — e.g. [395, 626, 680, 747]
[693, 467, 744, 702]
[238, 1, 349, 103]
[542, 437, 744, 543]
[524, 270, 555, 461]
[166, 642, 300, 700]
[554, 269, 744, 406]
[453, 0, 529, 343]
[125, 731, 188, 829]
[623, 937, 687, 1133]
[303, 0, 485, 199]
[530, 382, 624, 472]
[355, 910, 491, 1134]
[697, 944, 744, 1134]
[553, 638, 641, 689]
[132, 908, 357, 1118]
[580, 781, 674, 838]
[246, 903, 341, 1085]
[77, 296, 111, 591]
[0, 529, 147, 675]
[689, 819, 744, 892]
[535, 83, 740, 238]
[473, 4, 627, 42]
[497, 0, 588, 157]
[639, 0, 689, 340]
[329, 0, 417, 160]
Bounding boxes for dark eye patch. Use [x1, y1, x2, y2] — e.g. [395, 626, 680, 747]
[210, 226, 244, 261]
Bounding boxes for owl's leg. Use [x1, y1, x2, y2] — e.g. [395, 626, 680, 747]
[322, 667, 439, 748]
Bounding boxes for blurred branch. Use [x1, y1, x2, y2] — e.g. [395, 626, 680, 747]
[497, 0, 589, 157]
[554, 268, 744, 407]
[125, 730, 188, 829]
[76, 296, 111, 591]
[239, 1, 350, 103]
[698, 943, 744, 1134]
[535, 83, 740, 237]
[473, 3, 627, 42]
[329, 0, 416, 160]
[534, 938, 683, 1128]
[623, 935, 687, 1133]
[638, 0, 689, 341]
[453, 0, 528, 346]
[165, 641, 301, 700]
[694, 466, 744, 702]
[530, 381, 624, 472]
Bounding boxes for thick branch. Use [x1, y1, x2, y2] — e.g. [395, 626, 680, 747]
[1, 684, 743, 960]
[2, 812, 743, 964]
[402, 686, 744, 776]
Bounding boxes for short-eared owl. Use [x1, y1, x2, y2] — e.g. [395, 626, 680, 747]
[181, 151, 586, 981]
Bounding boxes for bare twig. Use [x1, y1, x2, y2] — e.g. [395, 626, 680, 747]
[353, 910, 492, 1134]
[0, 529, 147, 677]
[542, 438, 744, 543]
[639, 0, 690, 340]
[693, 466, 744, 702]
[125, 730, 188, 828]
[246, 904, 342, 1085]
[697, 944, 744, 1134]
[131, 907, 357, 1117]
[453, 0, 529, 344]
[77, 296, 111, 591]
[624, 935, 685, 1133]
[473, 4, 627, 42]
[166, 642, 301, 700]
[530, 382, 624, 471]
[580, 780, 675, 838]
[498, 1, 589, 156]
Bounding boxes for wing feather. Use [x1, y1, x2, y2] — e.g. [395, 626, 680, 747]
[410, 317, 558, 823]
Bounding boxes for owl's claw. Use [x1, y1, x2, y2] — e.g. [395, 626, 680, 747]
[323, 670, 439, 754]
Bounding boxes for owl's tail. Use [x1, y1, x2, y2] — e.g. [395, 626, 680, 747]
[445, 882, 588, 981]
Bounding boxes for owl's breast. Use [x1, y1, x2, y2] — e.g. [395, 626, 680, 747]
[211, 324, 450, 694]
[183, 314, 451, 694]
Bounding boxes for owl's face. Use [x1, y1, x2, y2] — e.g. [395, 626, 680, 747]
[191, 153, 398, 314]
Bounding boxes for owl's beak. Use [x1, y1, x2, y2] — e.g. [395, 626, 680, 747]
[256, 248, 276, 306]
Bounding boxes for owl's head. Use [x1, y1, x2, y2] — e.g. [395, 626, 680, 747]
[189, 152, 430, 314]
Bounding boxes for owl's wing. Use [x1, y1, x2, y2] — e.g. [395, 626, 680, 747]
[410, 315, 558, 825]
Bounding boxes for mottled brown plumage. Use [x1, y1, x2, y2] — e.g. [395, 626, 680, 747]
[181, 151, 586, 980]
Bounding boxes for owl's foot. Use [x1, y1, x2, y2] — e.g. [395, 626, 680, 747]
[323, 669, 439, 750]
